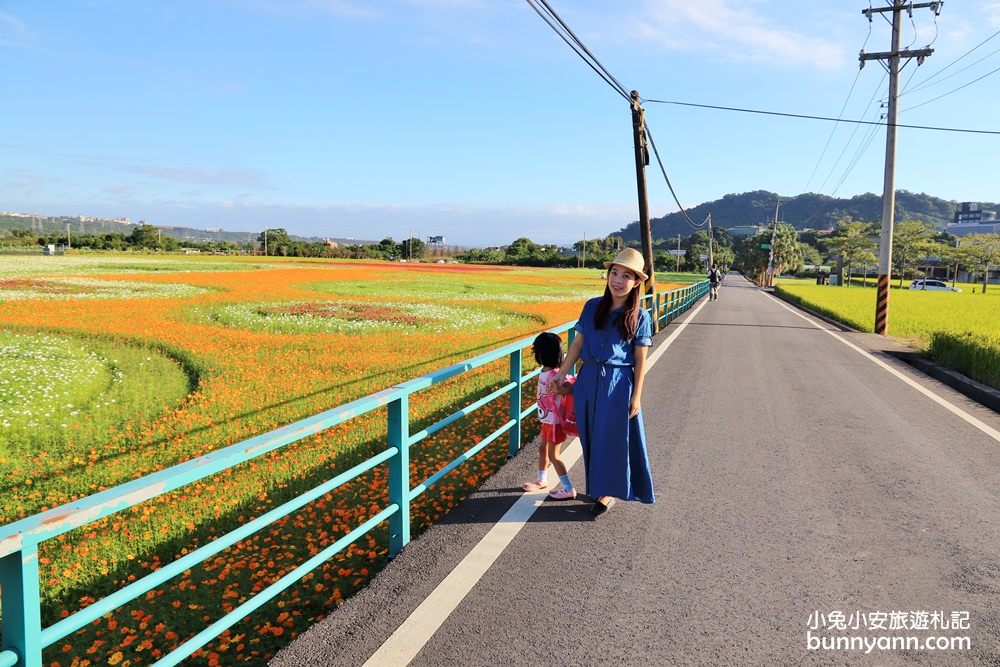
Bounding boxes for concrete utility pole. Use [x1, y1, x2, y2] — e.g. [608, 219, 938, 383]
[630, 90, 656, 296]
[860, 0, 939, 335]
[766, 198, 779, 287]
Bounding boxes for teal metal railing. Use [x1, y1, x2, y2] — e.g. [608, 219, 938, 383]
[0, 281, 706, 667]
[647, 280, 709, 331]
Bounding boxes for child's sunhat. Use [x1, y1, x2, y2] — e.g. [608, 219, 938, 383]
[604, 247, 648, 281]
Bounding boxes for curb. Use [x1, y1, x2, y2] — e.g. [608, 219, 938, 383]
[896, 353, 1000, 414]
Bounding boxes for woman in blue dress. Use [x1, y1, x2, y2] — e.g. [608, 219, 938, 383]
[548, 247, 655, 516]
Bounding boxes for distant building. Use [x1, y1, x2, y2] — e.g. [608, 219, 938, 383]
[725, 225, 764, 237]
[949, 202, 1000, 236]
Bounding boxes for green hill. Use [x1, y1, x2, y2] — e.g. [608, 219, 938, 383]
[615, 190, 993, 242]
[0, 213, 369, 246]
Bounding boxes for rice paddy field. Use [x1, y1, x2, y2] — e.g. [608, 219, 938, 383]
[774, 278, 1000, 390]
[0, 254, 688, 666]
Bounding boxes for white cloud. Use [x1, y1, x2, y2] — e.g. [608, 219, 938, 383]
[120, 165, 274, 189]
[633, 0, 848, 70]
[246, 0, 379, 20]
[0, 10, 35, 49]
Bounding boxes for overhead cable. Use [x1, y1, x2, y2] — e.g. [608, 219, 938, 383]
[642, 98, 1000, 135]
[643, 122, 708, 230]
[802, 68, 864, 193]
[526, 0, 704, 229]
[901, 63, 1000, 113]
[817, 73, 886, 193]
[525, 0, 630, 102]
[904, 29, 1000, 95]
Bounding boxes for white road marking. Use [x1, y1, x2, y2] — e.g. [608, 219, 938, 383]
[768, 294, 1000, 443]
[363, 297, 706, 665]
[361, 445, 582, 666]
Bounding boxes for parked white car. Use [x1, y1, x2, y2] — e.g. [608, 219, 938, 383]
[908, 279, 961, 292]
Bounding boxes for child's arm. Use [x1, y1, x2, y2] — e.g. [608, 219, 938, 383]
[548, 333, 583, 393]
[629, 344, 648, 419]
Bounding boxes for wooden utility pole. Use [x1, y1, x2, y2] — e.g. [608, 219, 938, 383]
[630, 90, 656, 296]
[860, 0, 938, 335]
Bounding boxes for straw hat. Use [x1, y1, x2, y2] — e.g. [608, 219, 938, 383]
[604, 247, 648, 282]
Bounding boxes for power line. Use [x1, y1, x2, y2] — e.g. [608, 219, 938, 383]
[901, 62, 1000, 112]
[643, 122, 708, 230]
[818, 75, 886, 193]
[903, 29, 1000, 95]
[524, 0, 630, 102]
[525, 0, 705, 234]
[831, 111, 884, 196]
[802, 68, 865, 193]
[642, 98, 1000, 135]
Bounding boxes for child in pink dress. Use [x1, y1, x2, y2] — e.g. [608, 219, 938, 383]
[523, 332, 577, 500]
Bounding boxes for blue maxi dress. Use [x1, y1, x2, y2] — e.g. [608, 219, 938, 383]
[573, 297, 655, 504]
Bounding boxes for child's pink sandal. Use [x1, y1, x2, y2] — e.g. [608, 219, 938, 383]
[522, 480, 548, 492]
[548, 487, 576, 500]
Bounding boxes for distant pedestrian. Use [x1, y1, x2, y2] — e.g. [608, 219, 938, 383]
[708, 264, 723, 301]
[523, 332, 577, 500]
[548, 247, 655, 516]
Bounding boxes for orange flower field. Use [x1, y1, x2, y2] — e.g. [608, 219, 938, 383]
[1, 256, 651, 666]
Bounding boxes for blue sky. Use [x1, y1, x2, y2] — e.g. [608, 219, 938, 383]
[2, 1, 998, 247]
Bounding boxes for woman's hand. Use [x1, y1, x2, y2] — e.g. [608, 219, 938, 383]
[628, 394, 641, 419]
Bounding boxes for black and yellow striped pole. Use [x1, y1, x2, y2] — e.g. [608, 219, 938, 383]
[875, 274, 891, 335]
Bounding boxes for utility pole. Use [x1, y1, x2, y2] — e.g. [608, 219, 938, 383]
[630, 90, 656, 296]
[675, 234, 681, 272]
[860, 0, 938, 335]
[766, 197, 779, 287]
[707, 213, 714, 268]
[66, 223, 71, 250]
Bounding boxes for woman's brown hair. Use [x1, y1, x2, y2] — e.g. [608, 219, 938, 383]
[593, 283, 641, 341]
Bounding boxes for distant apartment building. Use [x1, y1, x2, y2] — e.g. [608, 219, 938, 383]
[949, 202, 1000, 236]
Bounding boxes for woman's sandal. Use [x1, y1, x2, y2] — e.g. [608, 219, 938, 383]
[591, 497, 616, 515]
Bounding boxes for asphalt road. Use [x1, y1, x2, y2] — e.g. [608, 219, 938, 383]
[270, 274, 1000, 666]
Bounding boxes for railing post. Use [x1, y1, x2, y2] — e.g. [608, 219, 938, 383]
[508, 348, 523, 458]
[387, 395, 410, 558]
[1, 547, 43, 667]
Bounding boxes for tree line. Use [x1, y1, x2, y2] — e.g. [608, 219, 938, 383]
[6, 220, 999, 292]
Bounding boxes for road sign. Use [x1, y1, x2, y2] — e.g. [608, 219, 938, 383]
[761, 243, 770, 249]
